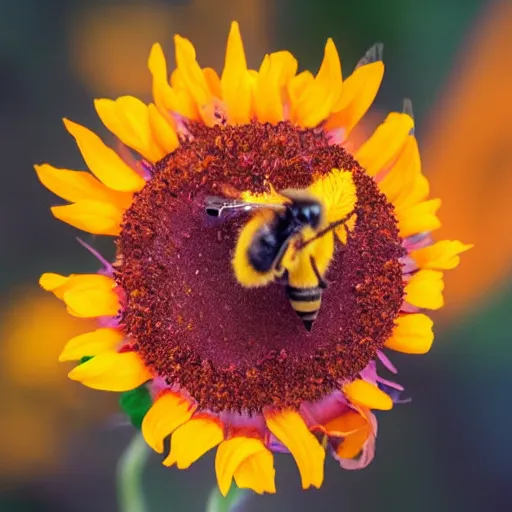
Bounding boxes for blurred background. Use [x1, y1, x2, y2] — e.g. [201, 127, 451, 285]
[1, 0, 511, 510]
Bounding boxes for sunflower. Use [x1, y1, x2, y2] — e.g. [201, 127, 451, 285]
[36, 22, 471, 495]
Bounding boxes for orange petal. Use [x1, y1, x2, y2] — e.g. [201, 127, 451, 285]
[385, 314, 434, 354]
[51, 200, 123, 236]
[264, 409, 325, 489]
[215, 437, 275, 497]
[356, 113, 414, 177]
[326, 410, 372, 459]
[397, 198, 442, 238]
[292, 39, 342, 127]
[68, 350, 152, 391]
[405, 269, 444, 310]
[164, 415, 224, 469]
[59, 327, 124, 361]
[63, 119, 145, 192]
[344, 379, 393, 410]
[411, 240, 474, 270]
[325, 61, 384, 136]
[141, 392, 196, 454]
[221, 21, 251, 123]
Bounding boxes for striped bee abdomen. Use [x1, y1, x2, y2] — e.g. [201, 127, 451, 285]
[285, 285, 323, 332]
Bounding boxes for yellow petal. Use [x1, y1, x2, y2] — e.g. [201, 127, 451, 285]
[63, 119, 145, 192]
[377, 136, 421, 204]
[394, 173, 430, 212]
[59, 328, 124, 361]
[34, 164, 131, 206]
[254, 55, 280, 123]
[94, 97, 166, 163]
[203, 67, 222, 97]
[51, 200, 123, 236]
[405, 269, 444, 310]
[215, 437, 275, 497]
[411, 240, 474, 270]
[164, 415, 224, 469]
[254, 51, 298, 124]
[148, 43, 179, 118]
[147, 103, 179, 155]
[344, 379, 393, 410]
[221, 21, 251, 123]
[58, 274, 119, 318]
[39, 272, 70, 296]
[40, 273, 114, 301]
[397, 198, 442, 238]
[234, 445, 276, 495]
[141, 392, 196, 454]
[174, 35, 213, 124]
[68, 350, 152, 391]
[264, 410, 325, 489]
[292, 39, 342, 127]
[325, 61, 384, 136]
[385, 314, 434, 354]
[287, 70, 314, 106]
[356, 113, 414, 177]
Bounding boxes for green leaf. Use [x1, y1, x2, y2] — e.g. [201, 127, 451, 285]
[119, 385, 153, 429]
[205, 485, 252, 512]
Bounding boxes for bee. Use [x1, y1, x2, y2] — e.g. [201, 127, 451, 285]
[204, 171, 357, 331]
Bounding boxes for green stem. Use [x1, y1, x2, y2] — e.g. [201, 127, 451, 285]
[117, 433, 151, 512]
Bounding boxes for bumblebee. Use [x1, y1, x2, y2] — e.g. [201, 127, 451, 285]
[204, 169, 357, 331]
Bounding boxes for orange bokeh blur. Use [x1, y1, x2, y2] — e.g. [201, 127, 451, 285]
[423, 1, 512, 318]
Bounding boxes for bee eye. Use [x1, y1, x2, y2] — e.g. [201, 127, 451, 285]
[297, 211, 309, 223]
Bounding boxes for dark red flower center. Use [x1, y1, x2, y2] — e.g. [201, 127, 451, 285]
[116, 121, 405, 413]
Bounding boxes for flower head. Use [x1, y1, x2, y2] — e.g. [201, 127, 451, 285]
[37, 22, 471, 495]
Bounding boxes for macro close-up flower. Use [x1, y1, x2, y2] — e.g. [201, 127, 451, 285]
[36, 21, 471, 496]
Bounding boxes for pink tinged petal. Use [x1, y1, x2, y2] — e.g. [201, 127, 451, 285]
[376, 350, 398, 374]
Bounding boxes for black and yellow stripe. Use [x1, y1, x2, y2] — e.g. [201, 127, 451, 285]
[285, 285, 323, 331]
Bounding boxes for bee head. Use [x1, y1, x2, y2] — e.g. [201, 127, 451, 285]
[288, 200, 323, 229]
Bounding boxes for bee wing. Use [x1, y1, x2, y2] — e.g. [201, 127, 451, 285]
[355, 43, 384, 68]
[204, 195, 285, 218]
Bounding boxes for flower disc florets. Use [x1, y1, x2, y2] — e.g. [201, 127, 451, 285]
[117, 120, 405, 413]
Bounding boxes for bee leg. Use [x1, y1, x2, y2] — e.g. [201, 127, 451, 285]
[274, 269, 289, 286]
[310, 256, 328, 289]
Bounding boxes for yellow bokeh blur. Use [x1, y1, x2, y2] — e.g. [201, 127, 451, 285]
[0, 288, 113, 481]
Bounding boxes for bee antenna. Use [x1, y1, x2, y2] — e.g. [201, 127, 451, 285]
[297, 211, 356, 250]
